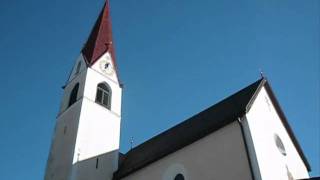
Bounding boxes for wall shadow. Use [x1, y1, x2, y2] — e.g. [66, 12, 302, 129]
[70, 149, 119, 180]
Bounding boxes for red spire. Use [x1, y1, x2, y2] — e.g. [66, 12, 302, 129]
[82, 0, 117, 69]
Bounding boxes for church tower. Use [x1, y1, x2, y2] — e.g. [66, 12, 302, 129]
[44, 1, 122, 180]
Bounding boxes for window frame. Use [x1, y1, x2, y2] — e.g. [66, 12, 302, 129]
[95, 82, 112, 110]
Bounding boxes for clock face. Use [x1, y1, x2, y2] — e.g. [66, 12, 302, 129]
[99, 58, 114, 75]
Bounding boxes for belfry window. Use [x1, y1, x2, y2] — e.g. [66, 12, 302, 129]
[68, 83, 79, 107]
[95, 83, 111, 109]
[75, 62, 81, 74]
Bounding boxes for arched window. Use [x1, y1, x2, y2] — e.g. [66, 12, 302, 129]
[68, 83, 79, 107]
[75, 62, 81, 74]
[95, 83, 111, 109]
[174, 174, 184, 180]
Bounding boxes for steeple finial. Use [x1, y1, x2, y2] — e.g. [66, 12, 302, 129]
[259, 68, 264, 78]
[130, 137, 134, 150]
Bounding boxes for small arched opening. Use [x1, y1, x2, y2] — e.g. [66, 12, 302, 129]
[95, 82, 112, 110]
[68, 83, 79, 107]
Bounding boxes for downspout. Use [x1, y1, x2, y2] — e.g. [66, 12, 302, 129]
[238, 116, 256, 180]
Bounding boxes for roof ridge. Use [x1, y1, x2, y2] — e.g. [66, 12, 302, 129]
[245, 77, 267, 112]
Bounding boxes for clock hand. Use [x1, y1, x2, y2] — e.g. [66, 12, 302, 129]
[104, 63, 110, 69]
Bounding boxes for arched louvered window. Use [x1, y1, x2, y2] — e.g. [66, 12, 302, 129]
[174, 174, 185, 180]
[68, 83, 79, 107]
[95, 83, 111, 109]
[75, 62, 81, 74]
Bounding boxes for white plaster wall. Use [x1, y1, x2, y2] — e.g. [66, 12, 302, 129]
[84, 67, 122, 116]
[45, 100, 83, 180]
[121, 122, 252, 180]
[46, 52, 122, 180]
[70, 149, 119, 180]
[59, 68, 87, 113]
[72, 98, 121, 163]
[70, 53, 122, 180]
[245, 87, 309, 180]
[45, 62, 88, 180]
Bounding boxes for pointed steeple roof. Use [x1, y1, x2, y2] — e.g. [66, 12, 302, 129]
[82, 0, 117, 70]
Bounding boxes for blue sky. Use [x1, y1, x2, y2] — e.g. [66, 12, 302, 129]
[0, 0, 319, 179]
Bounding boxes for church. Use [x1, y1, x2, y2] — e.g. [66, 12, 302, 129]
[44, 1, 314, 180]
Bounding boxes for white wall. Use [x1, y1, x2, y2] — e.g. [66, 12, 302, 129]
[45, 62, 88, 180]
[59, 67, 87, 114]
[45, 100, 83, 180]
[45, 52, 122, 180]
[83, 67, 122, 116]
[73, 99, 121, 163]
[245, 87, 309, 180]
[70, 55, 122, 180]
[70, 149, 119, 180]
[121, 122, 253, 180]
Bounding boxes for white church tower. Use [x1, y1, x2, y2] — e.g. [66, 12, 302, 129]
[44, 1, 122, 180]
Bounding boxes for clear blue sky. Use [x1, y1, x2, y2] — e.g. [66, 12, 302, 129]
[0, 0, 318, 179]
